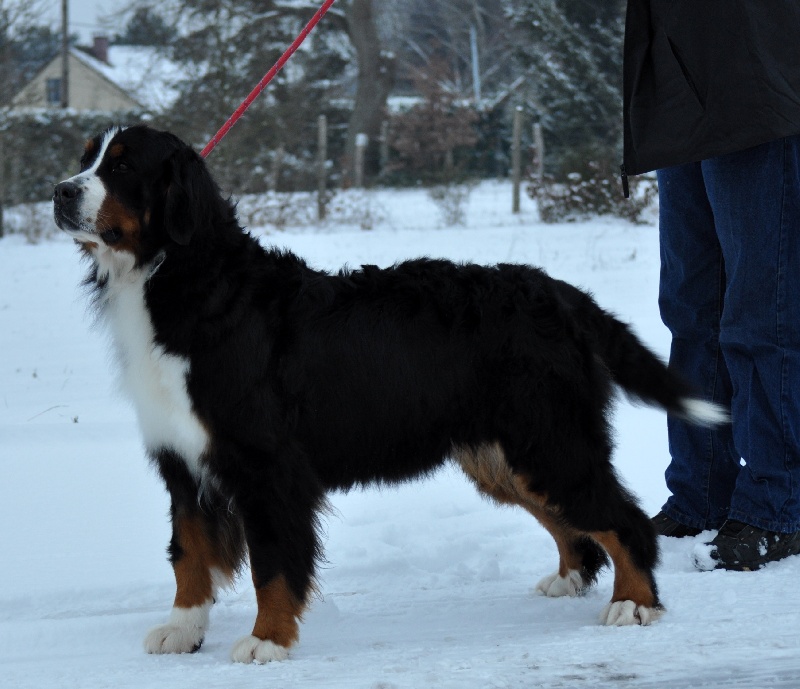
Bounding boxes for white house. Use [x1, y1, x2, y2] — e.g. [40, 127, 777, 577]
[11, 37, 181, 114]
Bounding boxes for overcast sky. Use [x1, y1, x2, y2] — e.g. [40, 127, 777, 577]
[43, 0, 124, 44]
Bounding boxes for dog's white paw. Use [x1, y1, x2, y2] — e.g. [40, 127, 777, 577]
[536, 569, 584, 597]
[231, 635, 290, 664]
[144, 623, 204, 654]
[144, 604, 210, 654]
[600, 600, 663, 626]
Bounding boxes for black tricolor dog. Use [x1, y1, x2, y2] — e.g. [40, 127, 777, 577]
[53, 125, 726, 663]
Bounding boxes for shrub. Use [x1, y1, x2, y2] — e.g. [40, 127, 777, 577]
[0, 109, 145, 205]
[528, 156, 656, 224]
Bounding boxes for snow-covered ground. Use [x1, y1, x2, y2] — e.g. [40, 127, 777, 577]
[1, 183, 798, 688]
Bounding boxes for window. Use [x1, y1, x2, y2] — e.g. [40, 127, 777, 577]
[46, 78, 62, 105]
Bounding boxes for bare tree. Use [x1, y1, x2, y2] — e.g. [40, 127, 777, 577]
[342, 0, 395, 185]
[0, 0, 50, 236]
[380, 0, 513, 102]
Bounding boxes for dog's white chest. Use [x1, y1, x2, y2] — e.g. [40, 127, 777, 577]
[103, 267, 209, 475]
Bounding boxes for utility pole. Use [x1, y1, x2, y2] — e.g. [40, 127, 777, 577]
[61, 0, 69, 108]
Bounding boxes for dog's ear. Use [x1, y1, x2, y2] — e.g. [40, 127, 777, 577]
[162, 145, 220, 246]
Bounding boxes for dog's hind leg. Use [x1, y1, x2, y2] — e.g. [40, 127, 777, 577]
[145, 453, 246, 655]
[586, 496, 664, 626]
[528, 509, 609, 598]
[453, 443, 608, 598]
[544, 469, 664, 626]
[455, 441, 661, 625]
[519, 468, 663, 625]
[532, 491, 662, 625]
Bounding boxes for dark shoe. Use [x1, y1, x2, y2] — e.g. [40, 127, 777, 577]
[693, 520, 800, 571]
[651, 511, 702, 538]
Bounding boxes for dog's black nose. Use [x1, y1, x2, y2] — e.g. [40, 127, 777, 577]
[53, 181, 81, 204]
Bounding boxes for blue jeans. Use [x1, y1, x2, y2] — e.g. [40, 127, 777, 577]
[657, 136, 800, 534]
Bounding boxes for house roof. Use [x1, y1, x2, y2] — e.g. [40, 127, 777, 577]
[71, 45, 183, 112]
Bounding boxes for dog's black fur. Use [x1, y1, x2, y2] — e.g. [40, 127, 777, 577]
[53, 126, 723, 662]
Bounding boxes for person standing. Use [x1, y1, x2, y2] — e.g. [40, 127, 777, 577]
[621, 1, 800, 570]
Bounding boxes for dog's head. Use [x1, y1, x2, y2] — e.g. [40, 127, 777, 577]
[53, 125, 229, 267]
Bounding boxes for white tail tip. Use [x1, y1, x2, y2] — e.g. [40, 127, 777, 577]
[681, 398, 730, 426]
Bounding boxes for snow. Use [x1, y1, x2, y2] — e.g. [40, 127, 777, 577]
[692, 543, 718, 573]
[1, 182, 799, 688]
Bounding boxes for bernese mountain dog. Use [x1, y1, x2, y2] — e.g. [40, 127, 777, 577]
[52, 125, 725, 664]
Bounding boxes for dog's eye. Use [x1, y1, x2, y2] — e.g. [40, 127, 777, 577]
[113, 161, 131, 173]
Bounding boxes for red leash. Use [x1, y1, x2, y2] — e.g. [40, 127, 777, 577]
[200, 0, 337, 159]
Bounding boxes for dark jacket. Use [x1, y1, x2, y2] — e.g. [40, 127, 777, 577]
[622, 0, 800, 179]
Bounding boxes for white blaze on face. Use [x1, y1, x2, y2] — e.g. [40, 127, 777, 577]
[61, 128, 121, 242]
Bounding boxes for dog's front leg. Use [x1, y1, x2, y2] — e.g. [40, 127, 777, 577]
[230, 567, 304, 663]
[230, 479, 322, 664]
[144, 509, 231, 653]
[145, 456, 244, 655]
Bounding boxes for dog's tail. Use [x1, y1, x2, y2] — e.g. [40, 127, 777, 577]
[554, 279, 729, 426]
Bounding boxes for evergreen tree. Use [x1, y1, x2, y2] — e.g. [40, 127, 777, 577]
[506, 0, 626, 176]
[11, 25, 61, 82]
[0, 21, 65, 105]
[155, 0, 351, 193]
[114, 6, 174, 47]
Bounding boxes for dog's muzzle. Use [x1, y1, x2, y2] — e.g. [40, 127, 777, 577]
[53, 181, 84, 232]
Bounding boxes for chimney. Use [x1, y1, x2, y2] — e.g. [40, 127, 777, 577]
[92, 35, 109, 63]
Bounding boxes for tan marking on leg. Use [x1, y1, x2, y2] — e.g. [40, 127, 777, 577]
[454, 443, 578, 578]
[527, 506, 586, 576]
[251, 575, 303, 648]
[511, 473, 549, 508]
[590, 530, 656, 608]
[173, 514, 233, 609]
[455, 442, 523, 504]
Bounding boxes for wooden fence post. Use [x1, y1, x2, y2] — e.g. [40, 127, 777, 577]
[354, 133, 368, 188]
[379, 120, 389, 177]
[270, 145, 284, 191]
[317, 114, 327, 221]
[512, 107, 523, 213]
[533, 122, 544, 182]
